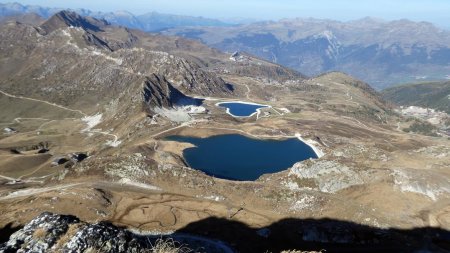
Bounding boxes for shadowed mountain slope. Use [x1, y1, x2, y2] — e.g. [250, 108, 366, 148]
[382, 81, 450, 113]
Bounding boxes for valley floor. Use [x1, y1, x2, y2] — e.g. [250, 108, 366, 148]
[1, 73, 449, 252]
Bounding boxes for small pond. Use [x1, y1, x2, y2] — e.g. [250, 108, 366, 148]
[216, 102, 269, 117]
[165, 134, 318, 181]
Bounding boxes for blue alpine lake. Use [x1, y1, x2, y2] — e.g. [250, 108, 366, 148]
[165, 134, 318, 181]
[216, 102, 269, 117]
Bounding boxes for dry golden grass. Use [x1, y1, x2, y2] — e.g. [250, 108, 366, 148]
[32, 228, 47, 239]
[53, 223, 81, 249]
[147, 238, 190, 253]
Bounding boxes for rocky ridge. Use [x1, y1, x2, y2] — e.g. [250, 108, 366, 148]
[1, 212, 149, 253]
[0, 11, 233, 116]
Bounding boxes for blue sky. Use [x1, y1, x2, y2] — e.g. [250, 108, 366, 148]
[3, 0, 450, 27]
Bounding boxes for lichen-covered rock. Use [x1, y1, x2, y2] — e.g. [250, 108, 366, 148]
[392, 168, 450, 201]
[0, 212, 80, 253]
[0, 212, 145, 253]
[286, 160, 364, 193]
[0, 212, 234, 253]
[64, 222, 142, 253]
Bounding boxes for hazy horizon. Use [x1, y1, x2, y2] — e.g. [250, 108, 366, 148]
[1, 0, 450, 28]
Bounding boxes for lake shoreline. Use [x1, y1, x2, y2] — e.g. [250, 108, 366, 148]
[165, 134, 319, 181]
[295, 133, 324, 158]
[215, 101, 270, 118]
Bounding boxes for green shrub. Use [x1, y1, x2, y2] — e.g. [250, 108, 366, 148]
[403, 120, 438, 137]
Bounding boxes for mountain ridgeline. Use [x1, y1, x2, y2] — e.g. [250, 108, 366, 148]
[0, 2, 231, 31]
[3, 3, 450, 90]
[0, 9, 309, 123]
[0, 10, 236, 121]
[164, 18, 450, 89]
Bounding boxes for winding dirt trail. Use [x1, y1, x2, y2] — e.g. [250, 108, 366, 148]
[243, 83, 251, 100]
[0, 89, 87, 116]
[0, 89, 122, 146]
[87, 129, 121, 147]
[0, 183, 85, 201]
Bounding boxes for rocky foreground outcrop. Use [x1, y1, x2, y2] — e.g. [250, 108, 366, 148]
[0, 212, 145, 253]
[0, 212, 240, 253]
[3, 212, 450, 253]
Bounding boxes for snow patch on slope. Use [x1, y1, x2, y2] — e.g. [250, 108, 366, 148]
[118, 178, 161, 191]
[106, 139, 122, 147]
[81, 114, 102, 131]
[295, 133, 324, 158]
[154, 107, 191, 123]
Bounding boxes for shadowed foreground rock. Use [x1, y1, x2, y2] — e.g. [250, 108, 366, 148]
[0, 212, 237, 253]
[0, 212, 144, 253]
[3, 212, 450, 253]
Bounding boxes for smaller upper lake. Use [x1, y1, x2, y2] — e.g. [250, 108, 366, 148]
[216, 102, 269, 117]
[165, 134, 318, 181]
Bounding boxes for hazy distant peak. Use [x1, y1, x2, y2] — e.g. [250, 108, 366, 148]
[0, 2, 231, 32]
[314, 30, 335, 40]
[388, 18, 420, 26]
[3, 2, 26, 11]
[351, 16, 386, 24]
[112, 10, 135, 17]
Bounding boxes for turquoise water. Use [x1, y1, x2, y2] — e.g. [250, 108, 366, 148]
[217, 102, 268, 117]
[165, 134, 318, 181]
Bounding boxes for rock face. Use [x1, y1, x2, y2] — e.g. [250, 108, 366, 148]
[142, 73, 199, 109]
[118, 50, 232, 96]
[37, 10, 114, 51]
[38, 10, 108, 35]
[63, 222, 142, 253]
[0, 212, 145, 253]
[1, 212, 80, 252]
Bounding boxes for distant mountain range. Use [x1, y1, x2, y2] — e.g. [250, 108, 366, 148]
[3, 2, 450, 90]
[0, 2, 231, 31]
[382, 81, 450, 113]
[164, 18, 450, 89]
